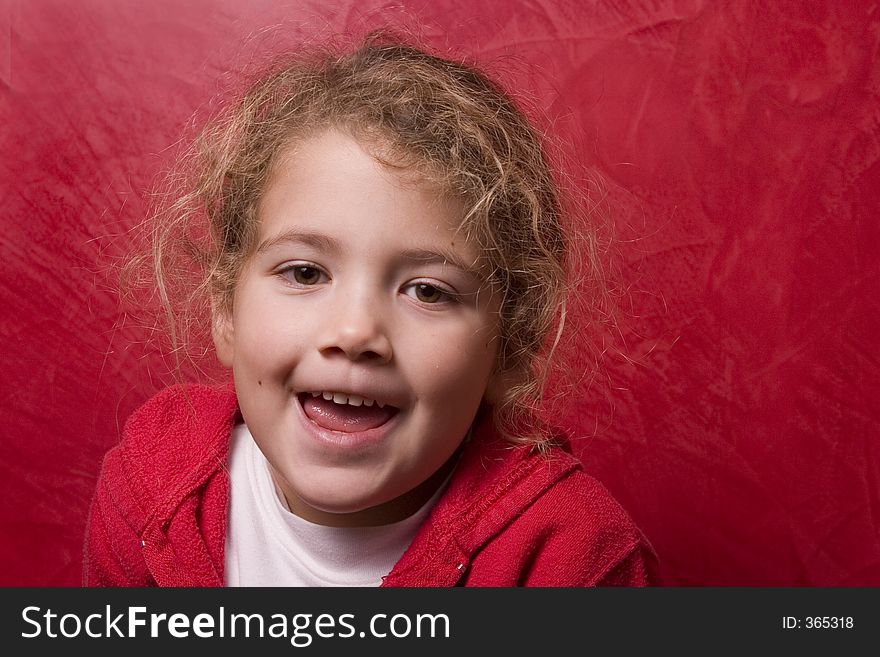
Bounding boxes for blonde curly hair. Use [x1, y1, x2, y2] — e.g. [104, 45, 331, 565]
[134, 31, 608, 446]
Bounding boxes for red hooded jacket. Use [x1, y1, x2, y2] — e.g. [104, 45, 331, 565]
[84, 385, 657, 586]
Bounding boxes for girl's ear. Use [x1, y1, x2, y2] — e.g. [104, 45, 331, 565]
[211, 299, 235, 368]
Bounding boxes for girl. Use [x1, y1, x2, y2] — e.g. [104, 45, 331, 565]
[84, 32, 657, 586]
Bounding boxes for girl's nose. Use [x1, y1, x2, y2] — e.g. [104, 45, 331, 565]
[316, 293, 393, 364]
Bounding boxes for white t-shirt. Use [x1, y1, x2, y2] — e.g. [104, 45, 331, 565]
[224, 423, 440, 587]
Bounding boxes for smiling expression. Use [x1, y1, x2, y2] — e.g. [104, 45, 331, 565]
[212, 129, 501, 527]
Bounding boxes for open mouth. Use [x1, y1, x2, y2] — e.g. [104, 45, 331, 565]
[297, 392, 400, 433]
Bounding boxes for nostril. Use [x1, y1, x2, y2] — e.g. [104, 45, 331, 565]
[317, 323, 393, 363]
[320, 345, 391, 363]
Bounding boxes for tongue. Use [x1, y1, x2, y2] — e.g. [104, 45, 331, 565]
[302, 396, 396, 433]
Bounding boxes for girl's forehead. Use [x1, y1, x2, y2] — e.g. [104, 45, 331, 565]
[255, 129, 478, 259]
[272, 124, 451, 191]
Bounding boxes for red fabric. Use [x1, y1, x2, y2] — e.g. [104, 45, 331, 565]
[84, 385, 239, 586]
[2, 1, 878, 586]
[84, 385, 656, 587]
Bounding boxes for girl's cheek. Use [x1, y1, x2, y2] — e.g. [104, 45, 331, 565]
[426, 339, 493, 387]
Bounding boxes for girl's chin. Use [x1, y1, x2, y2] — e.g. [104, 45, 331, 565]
[286, 496, 405, 527]
[273, 476, 401, 527]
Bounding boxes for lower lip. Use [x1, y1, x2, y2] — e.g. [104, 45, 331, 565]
[293, 395, 400, 451]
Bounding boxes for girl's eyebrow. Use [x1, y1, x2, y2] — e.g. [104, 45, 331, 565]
[256, 229, 482, 281]
[256, 229, 340, 255]
[399, 248, 483, 282]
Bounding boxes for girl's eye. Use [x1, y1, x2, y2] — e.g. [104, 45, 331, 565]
[407, 283, 455, 304]
[415, 284, 442, 303]
[292, 266, 321, 285]
[279, 264, 325, 286]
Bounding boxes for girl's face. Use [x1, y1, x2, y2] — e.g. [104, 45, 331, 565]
[213, 129, 500, 527]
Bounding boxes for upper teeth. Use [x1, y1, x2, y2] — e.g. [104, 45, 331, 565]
[312, 391, 384, 408]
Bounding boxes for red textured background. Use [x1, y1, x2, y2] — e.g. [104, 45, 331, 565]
[1, 0, 878, 586]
